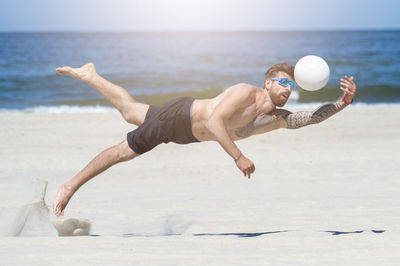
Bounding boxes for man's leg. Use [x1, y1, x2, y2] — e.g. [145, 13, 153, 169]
[56, 63, 148, 126]
[53, 140, 138, 216]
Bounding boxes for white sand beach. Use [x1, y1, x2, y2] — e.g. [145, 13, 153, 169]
[0, 104, 399, 265]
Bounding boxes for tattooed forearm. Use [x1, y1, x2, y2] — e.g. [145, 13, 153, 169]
[234, 98, 349, 138]
[285, 98, 348, 129]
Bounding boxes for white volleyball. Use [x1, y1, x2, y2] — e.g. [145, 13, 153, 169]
[294, 55, 330, 91]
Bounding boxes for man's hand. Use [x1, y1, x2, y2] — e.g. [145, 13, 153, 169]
[340, 75, 357, 103]
[235, 154, 255, 179]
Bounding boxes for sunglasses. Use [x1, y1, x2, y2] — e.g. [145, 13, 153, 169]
[270, 78, 296, 90]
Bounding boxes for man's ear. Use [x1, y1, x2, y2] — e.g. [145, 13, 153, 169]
[264, 78, 272, 91]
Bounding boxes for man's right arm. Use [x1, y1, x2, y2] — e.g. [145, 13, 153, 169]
[284, 75, 356, 129]
[236, 76, 357, 135]
[235, 97, 349, 138]
[282, 98, 349, 129]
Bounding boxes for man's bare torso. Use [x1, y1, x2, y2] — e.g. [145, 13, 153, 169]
[190, 83, 278, 141]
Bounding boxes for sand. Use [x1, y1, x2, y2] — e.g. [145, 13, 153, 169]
[0, 104, 399, 265]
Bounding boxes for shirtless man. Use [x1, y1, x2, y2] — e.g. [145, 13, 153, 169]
[53, 62, 356, 216]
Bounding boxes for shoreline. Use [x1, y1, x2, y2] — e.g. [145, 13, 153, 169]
[1, 102, 400, 114]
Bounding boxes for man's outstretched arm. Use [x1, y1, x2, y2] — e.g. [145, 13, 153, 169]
[283, 75, 356, 129]
[281, 97, 349, 129]
[236, 75, 357, 136]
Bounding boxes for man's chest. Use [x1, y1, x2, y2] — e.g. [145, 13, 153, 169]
[225, 106, 259, 129]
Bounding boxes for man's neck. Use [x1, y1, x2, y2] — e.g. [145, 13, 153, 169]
[255, 88, 276, 115]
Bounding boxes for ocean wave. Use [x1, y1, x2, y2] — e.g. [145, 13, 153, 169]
[296, 84, 400, 103]
[1, 31, 400, 110]
[1, 102, 399, 114]
[285, 101, 400, 110]
[0, 105, 116, 114]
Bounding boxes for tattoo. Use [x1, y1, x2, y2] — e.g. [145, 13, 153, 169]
[284, 98, 347, 129]
[235, 98, 348, 137]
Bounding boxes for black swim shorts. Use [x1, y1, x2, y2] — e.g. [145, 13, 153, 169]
[127, 97, 199, 154]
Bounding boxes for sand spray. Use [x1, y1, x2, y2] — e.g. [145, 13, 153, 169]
[0, 179, 55, 236]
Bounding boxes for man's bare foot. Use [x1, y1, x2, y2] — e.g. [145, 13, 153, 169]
[53, 183, 75, 217]
[56, 62, 97, 83]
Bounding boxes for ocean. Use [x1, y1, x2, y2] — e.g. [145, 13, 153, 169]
[1, 31, 399, 112]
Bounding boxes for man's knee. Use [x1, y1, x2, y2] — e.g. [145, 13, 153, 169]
[122, 102, 149, 126]
[122, 110, 138, 125]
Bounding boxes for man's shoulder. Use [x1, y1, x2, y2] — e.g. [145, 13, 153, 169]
[231, 83, 260, 90]
[227, 83, 261, 90]
[225, 83, 261, 97]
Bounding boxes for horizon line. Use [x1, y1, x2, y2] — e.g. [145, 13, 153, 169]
[1, 28, 399, 33]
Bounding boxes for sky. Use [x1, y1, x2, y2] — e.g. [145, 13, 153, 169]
[0, 0, 399, 31]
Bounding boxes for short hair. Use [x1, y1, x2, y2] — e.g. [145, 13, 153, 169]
[264, 63, 295, 80]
